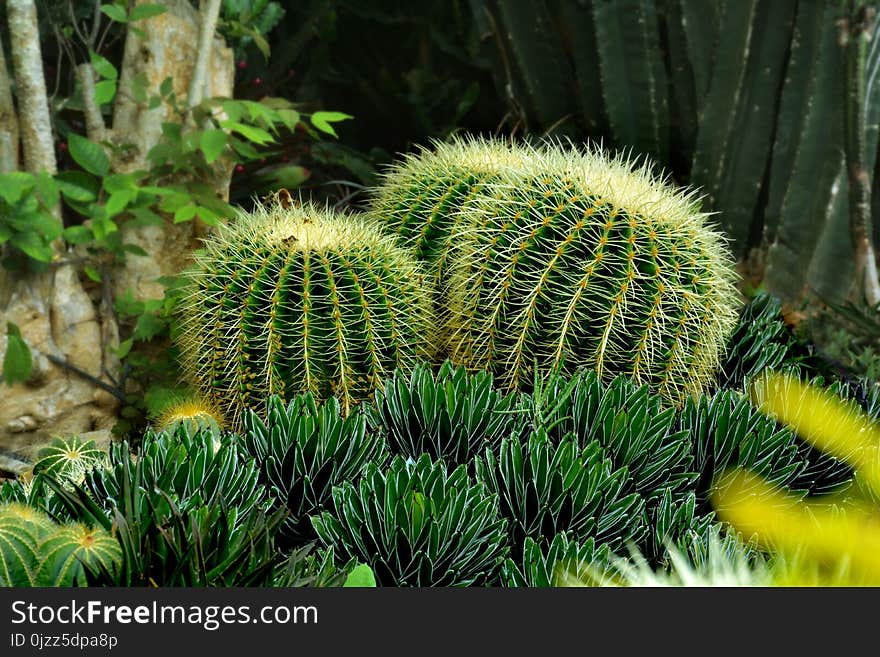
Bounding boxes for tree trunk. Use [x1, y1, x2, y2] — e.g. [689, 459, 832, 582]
[110, 0, 233, 303]
[0, 33, 19, 172]
[0, 0, 118, 472]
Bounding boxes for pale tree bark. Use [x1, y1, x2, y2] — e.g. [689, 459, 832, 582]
[188, 0, 223, 112]
[0, 34, 19, 172]
[75, 63, 108, 143]
[0, 0, 119, 472]
[110, 0, 233, 303]
[6, 0, 55, 176]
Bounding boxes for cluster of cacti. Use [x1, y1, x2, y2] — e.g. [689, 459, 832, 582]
[0, 503, 120, 586]
[371, 137, 740, 405]
[176, 199, 437, 428]
[30, 436, 109, 489]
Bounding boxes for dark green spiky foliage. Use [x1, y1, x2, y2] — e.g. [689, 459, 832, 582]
[368, 360, 527, 467]
[312, 454, 508, 586]
[474, 428, 645, 559]
[45, 426, 282, 586]
[242, 393, 388, 545]
[271, 544, 353, 588]
[501, 532, 615, 587]
[679, 388, 853, 503]
[31, 436, 109, 490]
[177, 199, 436, 429]
[446, 142, 740, 405]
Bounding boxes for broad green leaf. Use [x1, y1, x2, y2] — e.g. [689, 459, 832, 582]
[129, 3, 167, 21]
[173, 204, 198, 223]
[199, 129, 228, 164]
[84, 265, 102, 282]
[105, 189, 135, 217]
[67, 134, 110, 177]
[0, 172, 32, 204]
[89, 51, 117, 80]
[56, 171, 99, 202]
[122, 243, 149, 257]
[343, 564, 377, 587]
[219, 120, 274, 145]
[133, 312, 166, 341]
[10, 230, 52, 262]
[63, 225, 93, 245]
[160, 76, 174, 97]
[94, 80, 117, 105]
[115, 338, 133, 359]
[34, 172, 59, 210]
[194, 206, 221, 226]
[3, 322, 32, 385]
[100, 4, 128, 22]
[309, 111, 354, 138]
[103, 173, 138, 194]
[277, 108, 300, 132]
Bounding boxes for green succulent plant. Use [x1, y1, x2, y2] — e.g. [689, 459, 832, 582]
[242, 393, 388, 545]
[312, 453, 508, 586]
[501, 532, 615, 588]
[0, 503, 121, 587]
[444, 141, 740, 404]
[176, 198, 437, 428]
[31, 436, 109, 490]
[368, 360, 527, 467]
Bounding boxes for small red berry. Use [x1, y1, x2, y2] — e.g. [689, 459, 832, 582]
[253, 77, 262, 86]
[234, 164, 245, 173]
[237, 60, 247, 70]
[58, 142, 67, 151]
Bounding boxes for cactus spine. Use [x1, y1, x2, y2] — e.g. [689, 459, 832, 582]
[177, 200, 437, 427]
[447, 144, 740, 403]
[371, 135, 537, 287]
[373, 137, 740, 404]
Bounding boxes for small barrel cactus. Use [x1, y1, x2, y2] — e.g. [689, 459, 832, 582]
[32, 436, 109, 489]
[176, 199, 437, 427]
[443, 141, 740, 404]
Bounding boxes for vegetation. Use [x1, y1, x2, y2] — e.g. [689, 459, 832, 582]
[1, 0, 880, 590]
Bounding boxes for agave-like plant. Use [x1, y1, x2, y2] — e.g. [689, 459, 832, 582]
[312, 453, 509, 586]
[242, 393, 388, 544]
[368, 360, 527, 467]
[501, 532, 616, 587]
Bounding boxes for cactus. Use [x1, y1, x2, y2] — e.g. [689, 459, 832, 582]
[0, 503, 53, 586]
[370, 135, 538, 288]
[37, 523, 122, 586]
[443, 141, 740, 404]
[176, 199, 437, 427]
[32, 436, 109, 490]
[154, 393, 226, 446]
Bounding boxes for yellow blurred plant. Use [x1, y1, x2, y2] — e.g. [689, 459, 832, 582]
[712, 371, 880, 586]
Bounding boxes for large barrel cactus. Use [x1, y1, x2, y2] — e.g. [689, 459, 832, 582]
[371, 135, 538, 288]
[375, 137, 740, 404]
[176, 200, 437, 427]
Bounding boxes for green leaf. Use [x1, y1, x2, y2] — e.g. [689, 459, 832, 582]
[133, 313, 166, 341]
[309, 111, 354, 138]
[100, 4, 128, 22]
[0, 172, 32, 204]
[3, 322, 32, 386]
[94, 80, 117, 105]
[129, 3, 167, 21]
[84, 265, 102, 282]
[343, 564, 377, 587]
[34, 172, 59, 210]
[105, 189, 135, 217]
[103, 173, 138, 194]
[277, 108, 300, 131]
[199, 129, 228, 164]
[56, 171, 99, 202]
[173, 204, 198, 223]
[67, 134, 110, 177]
[89, 51, 118, 80]
[11, 231, 53, 262]
[122, 243, 149, 257]
[219, 120, 275, 145]
[160, 76, 174, 97]
[63, 225, 93, 245]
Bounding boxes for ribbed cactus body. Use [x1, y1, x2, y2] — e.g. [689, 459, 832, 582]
[0, 503, 52, 586]
[177, 201, 436, 427]
[37, 524, 122, 586]
[446, 147, 739, 403]
[371, 136, 536, 286]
